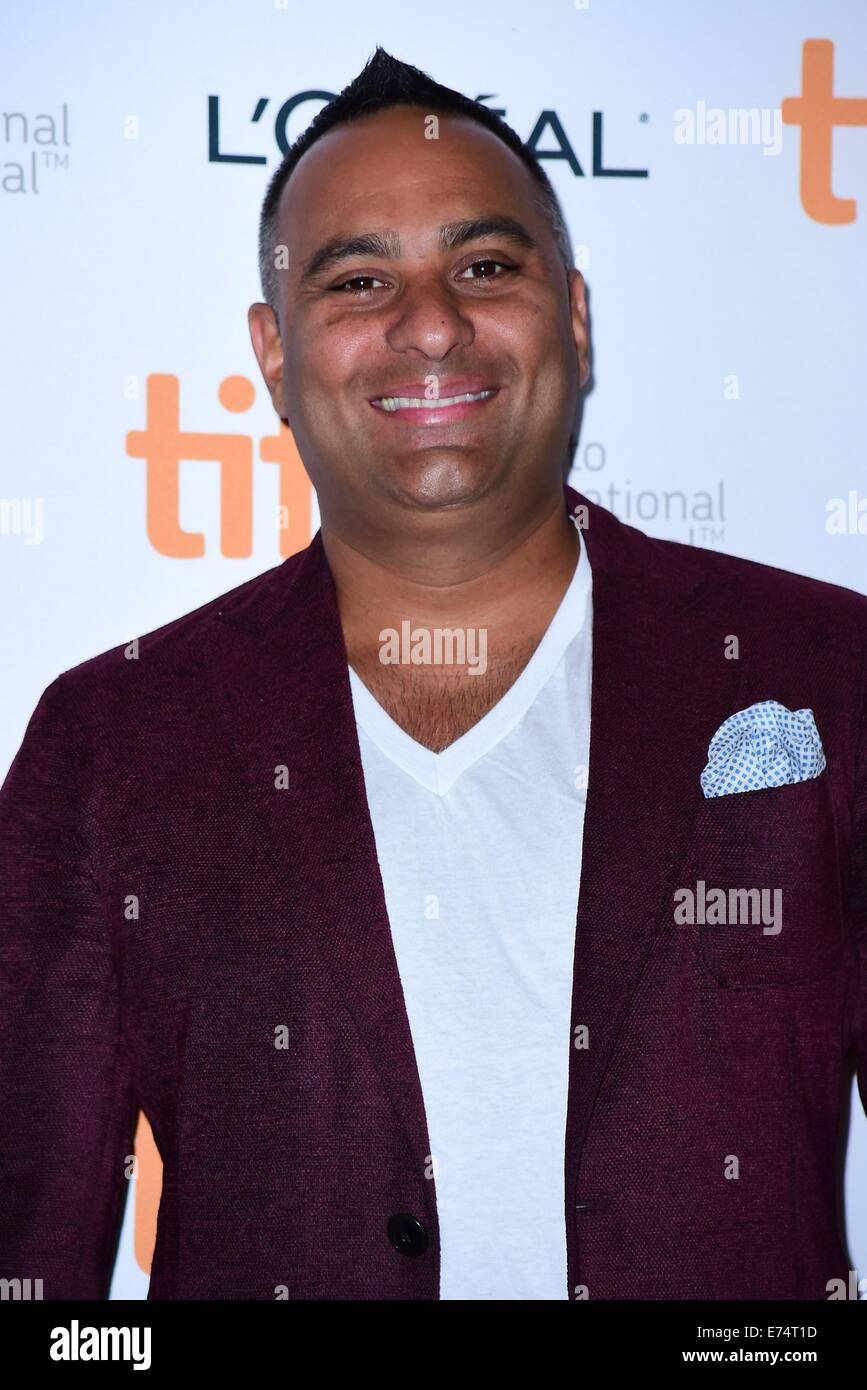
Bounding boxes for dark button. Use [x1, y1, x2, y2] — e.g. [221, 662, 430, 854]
[387, 1212, 429, 1257]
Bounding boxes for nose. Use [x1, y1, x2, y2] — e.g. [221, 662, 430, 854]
[384, 272, 475, 360]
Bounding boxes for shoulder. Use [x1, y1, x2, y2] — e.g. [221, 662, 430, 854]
[584, 492, 867, 639]
[46, 545, 312, 716]
[659, 531, 867, 633]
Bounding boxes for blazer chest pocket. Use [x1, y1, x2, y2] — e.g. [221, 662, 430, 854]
[685, 774, 843, 989]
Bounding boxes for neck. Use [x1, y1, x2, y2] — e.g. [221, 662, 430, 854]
[321, 487, 580, 667]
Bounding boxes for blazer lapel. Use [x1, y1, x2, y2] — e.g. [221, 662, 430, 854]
[204, 535, 437, 1218]
[562, 485, 745, 1263]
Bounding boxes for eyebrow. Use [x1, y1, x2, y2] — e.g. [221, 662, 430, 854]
[298, 216, 539, 284]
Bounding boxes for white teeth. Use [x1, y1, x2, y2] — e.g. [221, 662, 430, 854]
[377, 389, 495, 412]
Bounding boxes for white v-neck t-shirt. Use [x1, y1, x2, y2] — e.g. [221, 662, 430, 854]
[348, 525, 593, 1300]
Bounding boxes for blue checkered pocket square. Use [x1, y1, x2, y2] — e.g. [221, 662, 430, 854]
[700, 699, 826, 798]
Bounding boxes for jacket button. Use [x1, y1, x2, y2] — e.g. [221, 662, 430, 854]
[387, 1212, 429, 1257]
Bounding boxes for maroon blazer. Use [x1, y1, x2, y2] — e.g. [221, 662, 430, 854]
[2, 484, 866, 1300]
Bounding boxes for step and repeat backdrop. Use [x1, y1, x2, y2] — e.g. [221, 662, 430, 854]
[1, 0, 865, 1299]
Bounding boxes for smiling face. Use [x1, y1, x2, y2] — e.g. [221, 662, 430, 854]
[249, 105, 589, 542]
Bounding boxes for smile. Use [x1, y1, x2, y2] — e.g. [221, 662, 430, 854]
[374, 388, 498, 412]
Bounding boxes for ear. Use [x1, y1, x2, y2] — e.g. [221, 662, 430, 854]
[248, 302, 287, 421]
[567, 268, 590, 389]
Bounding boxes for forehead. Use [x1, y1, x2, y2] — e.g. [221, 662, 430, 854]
[276, 107, 544, 252]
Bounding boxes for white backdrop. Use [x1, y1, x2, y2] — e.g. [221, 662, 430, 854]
[1, 0, 865, 1301]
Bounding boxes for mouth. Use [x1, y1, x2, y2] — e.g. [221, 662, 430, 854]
[369, 385, 500, 424]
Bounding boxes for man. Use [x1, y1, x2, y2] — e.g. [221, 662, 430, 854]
[1, 47, 866, 1302]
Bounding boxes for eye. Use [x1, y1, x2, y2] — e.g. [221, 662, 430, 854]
[457, 258, 515, 283]
[329, 275, 388, 297]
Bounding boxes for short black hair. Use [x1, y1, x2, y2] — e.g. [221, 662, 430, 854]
[257, 45, 573, 313]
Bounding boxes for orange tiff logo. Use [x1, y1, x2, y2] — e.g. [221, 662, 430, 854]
[126, 373, 312, 557]
[782, 39, 867, 223]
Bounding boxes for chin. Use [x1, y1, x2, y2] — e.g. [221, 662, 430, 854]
[380, 452, 503, 511]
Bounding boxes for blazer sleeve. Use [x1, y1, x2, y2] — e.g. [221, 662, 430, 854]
[0, 676, 138, 1299]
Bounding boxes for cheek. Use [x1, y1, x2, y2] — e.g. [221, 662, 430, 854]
[311, 340, 372, 405]
[492, 296, 570, 370]
[286, 315, 370, 395]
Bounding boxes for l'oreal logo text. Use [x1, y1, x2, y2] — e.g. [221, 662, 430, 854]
[207, 91, 649, 180]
